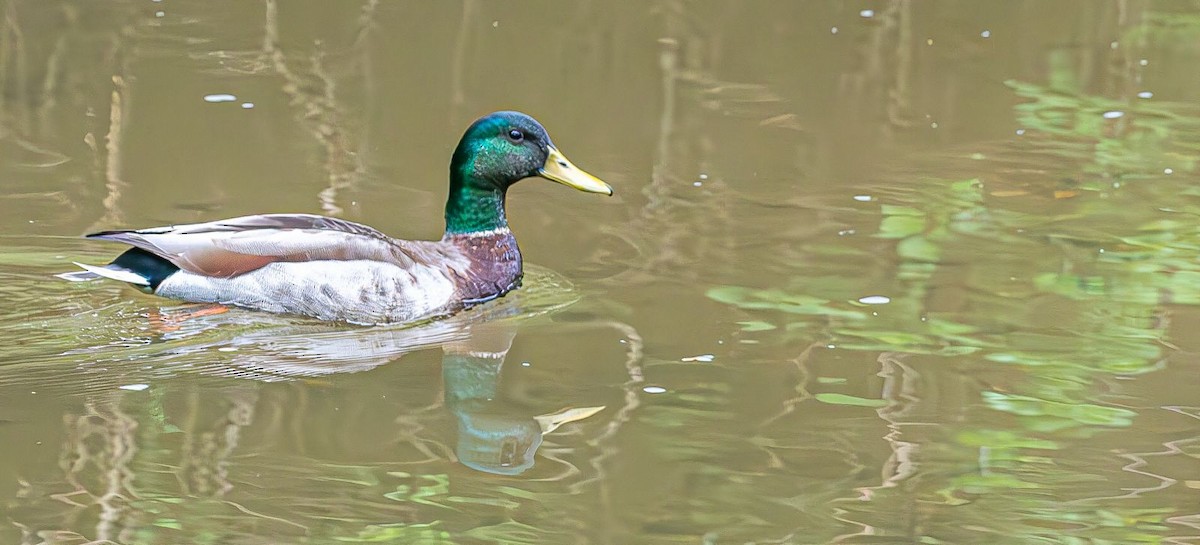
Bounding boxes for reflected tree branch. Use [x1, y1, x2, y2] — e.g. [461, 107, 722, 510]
[87, 75, 129, 232]
[262, 0, 364, 216]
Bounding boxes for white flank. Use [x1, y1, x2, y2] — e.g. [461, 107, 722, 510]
[157, 260, 456, 324]
[71, 262, 150, 285]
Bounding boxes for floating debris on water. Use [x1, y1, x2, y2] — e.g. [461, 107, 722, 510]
[858, 295, 891, 305]
[204, 94, 237, 103]
[643, 386, 667, 394]
[1102, 111, 1124, 119]
[119, 384, 150, 391]
[682, 354, 715, 362]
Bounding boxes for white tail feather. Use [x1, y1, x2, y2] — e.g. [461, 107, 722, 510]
[63, 262, 150, 286]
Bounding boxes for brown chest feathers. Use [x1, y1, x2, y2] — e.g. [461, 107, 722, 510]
[446, 229, 523, 307]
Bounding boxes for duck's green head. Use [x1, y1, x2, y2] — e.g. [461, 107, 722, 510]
[445, 111, 611, 235]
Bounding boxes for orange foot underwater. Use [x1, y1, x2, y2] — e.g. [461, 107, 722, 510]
[148, 304, 229, 333]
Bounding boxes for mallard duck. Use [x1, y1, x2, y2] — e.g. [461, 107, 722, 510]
[58, 111, 612, 325]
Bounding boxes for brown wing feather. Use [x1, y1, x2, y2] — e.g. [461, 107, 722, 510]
[87, 214, 449, 278]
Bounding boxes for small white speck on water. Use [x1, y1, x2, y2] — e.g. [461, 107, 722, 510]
[27, 220, 34, 223]
[698, 173, 709, 180]
[693, 181, 703, 187]
[853, 194, 872, 202]
[1138, 91, 1153, 99]
[1164, 168, 1174, 175]
[217, 347, 237, 352]
[831, 26, 838, 34]
[643, 386, 667, 394]
[1099, 248, 1106, 254]
[1102, 111, 1124, 119]
[1139, 59, 1149, 66]
[858, 295, 891, 305]
[980, 30, 991, 38]
[521, 361, 531, 367]
[492, 20, 499, 28]
[926, 38, 934, 46]
[838, 229, 856, 236]
[860, 9, 874, 17]
[618, 339, 627, 344]
[154, 11, 164, 17]
[1016, 129, 1026, 135]
[119, 384, 150, 392]
[826, 344, 837, 349]
[204, 93, 237, 103]
[930, 122, 939, 128]
[30, 391, 36, 395]
[1110, 41, 1119, 49]
[241, 102, 254, 109]
[1113, 182, 1121, 189]
[682, 354, 715, 362]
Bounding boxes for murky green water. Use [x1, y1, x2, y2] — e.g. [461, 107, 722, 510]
[1, 1, 1198, 543]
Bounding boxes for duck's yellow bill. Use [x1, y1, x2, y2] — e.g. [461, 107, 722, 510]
[538, 146, 613, 196]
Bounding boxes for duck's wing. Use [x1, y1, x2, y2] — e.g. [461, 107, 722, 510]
[87, 213, 449, 278]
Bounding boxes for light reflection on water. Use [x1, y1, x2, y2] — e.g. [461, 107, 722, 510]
[1, 1, 1199, 544]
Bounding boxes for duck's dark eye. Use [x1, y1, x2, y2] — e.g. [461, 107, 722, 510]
[507, 129, 524, 142]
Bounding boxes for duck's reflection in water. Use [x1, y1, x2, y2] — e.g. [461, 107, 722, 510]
[162, 265, 606, 476]
[442, 325, 603, 475]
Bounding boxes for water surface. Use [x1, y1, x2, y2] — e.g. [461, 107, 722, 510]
[1, 1, 1198, 544]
